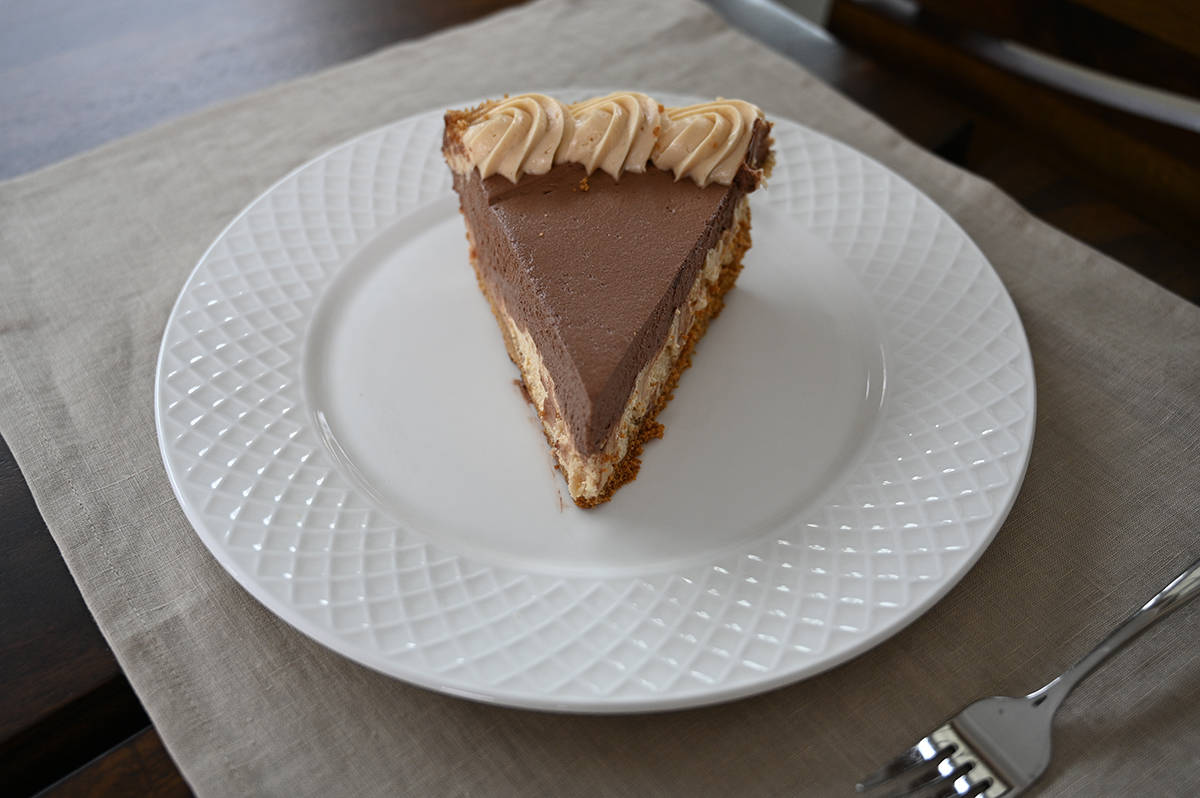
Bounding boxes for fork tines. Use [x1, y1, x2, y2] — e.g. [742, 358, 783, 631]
[857, 725, 1009, 797]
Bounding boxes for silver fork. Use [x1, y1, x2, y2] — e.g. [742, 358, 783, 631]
[856, 557, 1200, 797]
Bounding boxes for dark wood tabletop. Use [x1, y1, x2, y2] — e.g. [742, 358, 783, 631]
[2, 1, 1196, 795]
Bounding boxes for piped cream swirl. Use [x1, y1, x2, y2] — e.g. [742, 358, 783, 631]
[460, 94, 574, 182]
[651, 99, 762, 187]
[562, 92, 660, 180]
[450, 92, 764, 186]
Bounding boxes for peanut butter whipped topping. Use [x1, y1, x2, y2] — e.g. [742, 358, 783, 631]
[650, 100, 762, 187]
[562, 92, 660, 180]
[449, 92, 764, 186]
[459, 93, 574, 183]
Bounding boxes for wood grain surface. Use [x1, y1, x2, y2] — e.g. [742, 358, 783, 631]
[0, 0, 518, 180]
[40, 730, 188, 798]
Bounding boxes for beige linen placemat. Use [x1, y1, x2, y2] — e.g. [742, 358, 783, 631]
[2, 0, 1198, 794]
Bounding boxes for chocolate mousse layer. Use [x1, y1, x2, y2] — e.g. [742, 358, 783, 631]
[449, 119, 771, 455]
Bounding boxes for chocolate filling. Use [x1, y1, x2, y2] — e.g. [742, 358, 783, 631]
[448, 119, 771, 455]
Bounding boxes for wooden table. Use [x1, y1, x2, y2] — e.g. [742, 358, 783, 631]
[2, 1, 1195, 794]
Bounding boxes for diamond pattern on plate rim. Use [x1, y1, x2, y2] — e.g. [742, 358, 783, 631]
[156, 97, 1034, 709]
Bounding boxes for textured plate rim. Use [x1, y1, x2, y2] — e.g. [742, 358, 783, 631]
[155, 91, 1036, 713]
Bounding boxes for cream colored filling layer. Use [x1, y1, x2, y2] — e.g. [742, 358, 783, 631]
[480, 195, 750, 502]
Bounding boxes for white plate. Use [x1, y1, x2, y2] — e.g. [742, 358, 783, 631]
[156, 93, 1035, 712]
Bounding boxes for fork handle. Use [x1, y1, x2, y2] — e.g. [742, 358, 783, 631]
[1028, 557, 1200, 712]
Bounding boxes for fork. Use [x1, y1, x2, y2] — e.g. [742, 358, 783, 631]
[856, 557, 1200, 797]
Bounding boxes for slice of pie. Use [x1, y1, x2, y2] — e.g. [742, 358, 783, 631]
[443, 91, 773, 507]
